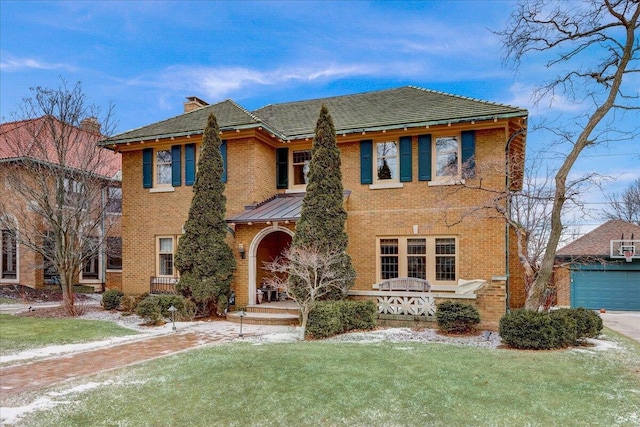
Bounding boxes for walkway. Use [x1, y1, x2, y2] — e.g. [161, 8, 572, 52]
[0, 322, 283, 398]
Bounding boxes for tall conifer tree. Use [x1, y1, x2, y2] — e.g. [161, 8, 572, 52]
[175, 113, 236, 314]
[292, 104, 355, 296]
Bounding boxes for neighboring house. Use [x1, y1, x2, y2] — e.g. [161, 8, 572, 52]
[0, 116, 123, 291]
[100, 86, 528, 326]
[555, 220, 640, 311]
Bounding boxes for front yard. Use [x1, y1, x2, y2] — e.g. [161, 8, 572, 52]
[4, 327, 639, 427]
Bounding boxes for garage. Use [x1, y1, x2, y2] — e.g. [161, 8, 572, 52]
[570, 266, 640, 311]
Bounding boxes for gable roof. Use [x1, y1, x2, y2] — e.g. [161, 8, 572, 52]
[557, 220, 640, 257]
[0, 116, 121, 180]
[101, 86, 528, 146]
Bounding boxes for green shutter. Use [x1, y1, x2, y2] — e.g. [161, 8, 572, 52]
[171, 145, 181, 187]
[418, 135, 432, 181]
[399, 136, 412, 182]
[276, 147, 288, 189]
[461, 130, 476, 178]
[221, 140, 227, 183]
[142, 148, 153, 188]
[360, 140, 373, 184]
[185, 143, 195, 186]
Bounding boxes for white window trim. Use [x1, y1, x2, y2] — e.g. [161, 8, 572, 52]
[432, 134, 463, 183]
[376, 236, 458, 285]
[154, 147, 173, 188]
[374, 141, 400, 184]
[156, 235, 179, 277]
[288, 147, 312, 191]
[80, 237, 102, 283]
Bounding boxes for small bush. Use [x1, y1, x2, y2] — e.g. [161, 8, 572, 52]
[120, 293, 148, 313]
[102, 289, 124, 311]
[306, 300, 377, 339]
[570, 307, 603, 341]
[135, 297, 163, 325]
[499, 310, 558, 350]
[549, 309, 577, 348]
[436, 301, 481, 334]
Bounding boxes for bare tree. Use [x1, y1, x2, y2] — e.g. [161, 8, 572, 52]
[497, 0, 640, 309]
[262, 245, 355, 339]
[0, 81, 118, 315]
[603, 177, 640, 224]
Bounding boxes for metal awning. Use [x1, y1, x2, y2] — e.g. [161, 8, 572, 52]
[227, 191, 350, 225]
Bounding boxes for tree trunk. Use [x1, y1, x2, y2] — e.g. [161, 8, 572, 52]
[61, 270, 77, 316]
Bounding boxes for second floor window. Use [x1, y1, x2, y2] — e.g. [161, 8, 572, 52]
[106, 187, 122, 214]
[435, 136, 460, 177]
[156, 150, 172, 185]
[376, 142, 398, 181]
[292, 150, 311, 185]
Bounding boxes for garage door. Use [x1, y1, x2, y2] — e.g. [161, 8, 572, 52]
[571, 269, 640, 311]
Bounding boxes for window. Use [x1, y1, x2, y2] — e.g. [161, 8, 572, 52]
[156, 149, 172, 185]
[376, 142, 398, 181]
[292, 150, 311, 186]
[106, 187, 122, 214]
[1, 229, 17, 280]
[82, 237, 99, 280]
[157, 237, 176, 276]
[435, 136, 459, 177]
[106, 237, 122, 270]
[63, 178, 87, 208]
[435, 238, 456, 281]
[43, 231, 57, 281]
[380, 239, 399, 279]
[377, 236, 457, 284]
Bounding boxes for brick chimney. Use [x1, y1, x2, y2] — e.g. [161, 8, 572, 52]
[80, 117, 101, 134]
[184, 96, 209, 113]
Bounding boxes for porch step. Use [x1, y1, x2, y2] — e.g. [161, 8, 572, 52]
[226, 303, 300, 326]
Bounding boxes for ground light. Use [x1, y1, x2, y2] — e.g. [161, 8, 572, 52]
[168, 305, 177, 331]
[238, 310, 246, 337]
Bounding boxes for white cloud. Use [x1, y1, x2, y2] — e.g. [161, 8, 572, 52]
[0, 53, 74, 72]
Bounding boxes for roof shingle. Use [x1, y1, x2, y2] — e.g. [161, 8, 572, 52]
[557, 220, 640, 257]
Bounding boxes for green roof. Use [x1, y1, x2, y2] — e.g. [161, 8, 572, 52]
[101, 86, 528, 145]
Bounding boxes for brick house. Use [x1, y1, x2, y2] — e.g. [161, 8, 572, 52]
[0, 116, 122, 291]
[101, 86, 528, 327]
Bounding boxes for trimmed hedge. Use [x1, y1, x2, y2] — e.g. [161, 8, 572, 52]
[436, 301, 481, 334]
[102, 289, 124, 311]
[135, 295, 196, 325]
[499, 308, 603, 350]
[306, 300, 377, 339]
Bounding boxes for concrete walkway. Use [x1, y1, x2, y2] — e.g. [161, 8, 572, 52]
[601, 311, 640, 343]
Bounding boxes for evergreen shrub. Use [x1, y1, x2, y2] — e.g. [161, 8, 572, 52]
[306, 300, 377, 339]
[102, 289, 124, 310]
[120, 293, 148, 314]
[436, 301, 481, 334]
[549, 309, 578, 348]
[569, 307, 603, 341]
[499, 310, 562, 349]
[135, 297, 163, 325]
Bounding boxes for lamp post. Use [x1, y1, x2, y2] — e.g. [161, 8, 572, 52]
[168, 305, 177, 331]
[238, 310, 246, 337]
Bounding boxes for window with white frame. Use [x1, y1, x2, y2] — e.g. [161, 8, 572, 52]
[156, 149, 172, 185]
[377, 236, 457, 284]
[292, 149, 312, 186]
[435, 136, 460, 177]
[157, 236, 176, 276]
[1, 229, 17, 280]
[376, 141, 398, 181]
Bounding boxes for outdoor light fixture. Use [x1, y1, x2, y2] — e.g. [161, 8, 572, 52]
[168, 304, 177, 331]
[238, 243, 246, 259]
[238, 310, 246, 337]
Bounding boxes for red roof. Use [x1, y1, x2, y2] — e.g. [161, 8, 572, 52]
[0, 116, 121, 179]
[557, 220, 640, 257]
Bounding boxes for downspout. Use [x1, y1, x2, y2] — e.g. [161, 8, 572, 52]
[504, 125, 526, 313]
[101, 187, 106, 292]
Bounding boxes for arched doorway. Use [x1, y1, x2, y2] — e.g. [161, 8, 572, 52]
[248, 225, 293, 305]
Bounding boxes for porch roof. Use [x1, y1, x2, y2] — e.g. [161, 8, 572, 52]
[227, 191, 351, 224]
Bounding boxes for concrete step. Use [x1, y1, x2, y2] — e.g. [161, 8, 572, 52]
[227, 302, 300, 326]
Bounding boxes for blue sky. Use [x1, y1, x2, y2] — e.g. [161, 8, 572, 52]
[1, 0, 638, 234]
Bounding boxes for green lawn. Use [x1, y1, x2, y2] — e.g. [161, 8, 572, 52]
[0, 314, 138, 356]
[14, 333, 640, 427]
[0, 296, 17, 304]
